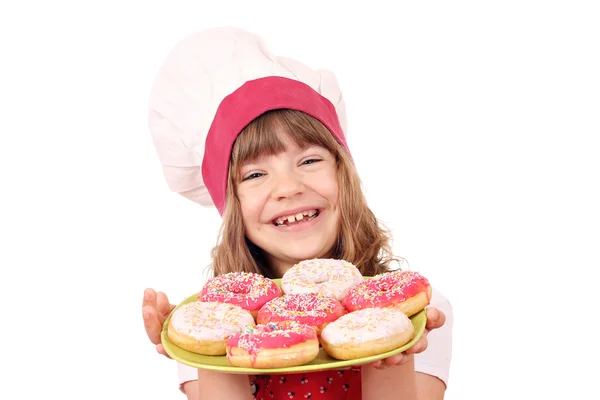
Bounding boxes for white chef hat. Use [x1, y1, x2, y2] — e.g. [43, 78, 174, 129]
[148, 26, 350, 214]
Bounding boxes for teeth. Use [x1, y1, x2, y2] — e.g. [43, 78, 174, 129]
[273, 209, 318, 226]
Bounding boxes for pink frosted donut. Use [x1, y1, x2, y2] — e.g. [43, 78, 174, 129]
[198, 272, 281, 318]
[343, 270, 432, 317]
[226, 321, 320, 368]
[256, 293, 344, 335]
[281, 259, 363, 301]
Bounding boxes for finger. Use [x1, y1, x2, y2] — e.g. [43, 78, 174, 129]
[143, 288, 157, 310]
[425, 307, 446, 330]
[405, 332, 429, 355]
[368, 360, 383, 369]
[143, 305, 163, 345]
[156, 291, 175, 323]
[156, 343, 171, 359]
[382, 353, 405, 366]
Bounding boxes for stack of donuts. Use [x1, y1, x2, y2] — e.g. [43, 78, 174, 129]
[167, 259, 432, 369]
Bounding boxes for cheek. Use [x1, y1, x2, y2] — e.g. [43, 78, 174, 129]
[320, 172, 340, 206]
[238, 192, 262, 224]
[238, 198, 252, 222]
[331, 183, 340, 206]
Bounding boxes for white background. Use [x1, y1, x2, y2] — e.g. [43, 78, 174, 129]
[1, 1, 599, 399]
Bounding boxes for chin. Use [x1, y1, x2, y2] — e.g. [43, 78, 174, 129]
[278, 242, 334, 263]
[249, 228, 338, 266]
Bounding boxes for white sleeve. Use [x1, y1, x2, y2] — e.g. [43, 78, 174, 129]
[177, 362, 198, 392]
[413, 287, 453, 388]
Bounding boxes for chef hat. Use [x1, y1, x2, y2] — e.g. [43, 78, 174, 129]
[148, 26, 350, 214]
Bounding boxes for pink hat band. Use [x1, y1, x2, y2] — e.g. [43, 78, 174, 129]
[201, 76, 350, 214]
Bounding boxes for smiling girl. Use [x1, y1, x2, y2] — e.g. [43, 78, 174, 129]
[143, 27, 452, 400]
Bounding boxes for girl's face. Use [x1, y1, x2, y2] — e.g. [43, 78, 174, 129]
[236, 133, 340, 276]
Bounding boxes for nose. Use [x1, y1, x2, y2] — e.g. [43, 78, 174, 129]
[271, 170, 305, 200]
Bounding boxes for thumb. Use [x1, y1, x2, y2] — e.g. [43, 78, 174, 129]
[425, 307, 446, 330]
[156, 343, 172, 359]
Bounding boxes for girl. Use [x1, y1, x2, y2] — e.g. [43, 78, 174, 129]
[142, 27, 452, 400]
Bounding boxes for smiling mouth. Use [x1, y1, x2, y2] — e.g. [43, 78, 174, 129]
[273, 209, 319, 226]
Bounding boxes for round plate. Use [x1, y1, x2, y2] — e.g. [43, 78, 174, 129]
[161, 278, 427, 374]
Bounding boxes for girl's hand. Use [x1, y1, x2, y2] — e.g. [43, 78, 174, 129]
[142, 288, 176, 358]
[368, 306, 446, 369]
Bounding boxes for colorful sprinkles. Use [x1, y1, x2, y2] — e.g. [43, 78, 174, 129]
[343, 270, 430, 312]
[198, 272, 281, 311]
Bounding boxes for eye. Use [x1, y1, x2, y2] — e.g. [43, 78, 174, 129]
[242, 172, 264, 181]
[301, 158, 321, 165]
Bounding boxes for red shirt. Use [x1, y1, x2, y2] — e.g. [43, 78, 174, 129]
[249, 367, 362, 400]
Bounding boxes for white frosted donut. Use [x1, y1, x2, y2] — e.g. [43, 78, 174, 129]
[167, 301, 254, 355]
[320, 307, 415, 360]
[281, 259, 363, 301]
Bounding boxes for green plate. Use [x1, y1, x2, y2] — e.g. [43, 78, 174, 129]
[161, 278, 427, 374]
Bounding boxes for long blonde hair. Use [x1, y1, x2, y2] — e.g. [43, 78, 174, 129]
[211, 109, 397, 278]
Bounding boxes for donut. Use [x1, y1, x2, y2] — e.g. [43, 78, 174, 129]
[198, 272, 281, 318]
[281, 259, 363, 301]
[343, 270, 432, 317]
[167, 301, 254, 355]
[256, 293, 344, 335]
[226, 321, 320, 368]
[320, 307, 415, 360]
